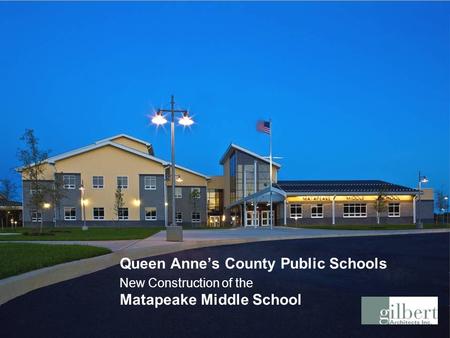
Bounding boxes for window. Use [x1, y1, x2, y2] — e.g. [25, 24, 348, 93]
[207, 189, 223, 213]
[93, 207, 104, 220]
[92, 176, 104, 189]
[175, 187, 182, 199]
[343, 203, 367, 218]
[311, 204, 324, 218]
[64, 207, 76, 220]
[63, 175, 76, 189]
[176, 212, 183, 223]
[191, 187, 201, 199]
[145, 207, 157, 221]
[118, 207, 129, 220]
[30, 188, 41, 195]
[117, 176, 128, 189]
[192, 212, 201, 223]
[144, 176, 157, 190]
[290, 204, 302, 219]
[31, 210, 42, 222]
[388, 203, 400, 217]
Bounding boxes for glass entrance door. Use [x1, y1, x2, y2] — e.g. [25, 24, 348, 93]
[246, 211, 259, 226]
[261, 210, 273, 226]
[208, 216, 221, 227]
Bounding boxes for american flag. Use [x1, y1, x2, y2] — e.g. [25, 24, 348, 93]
[256, 120, 271, 134]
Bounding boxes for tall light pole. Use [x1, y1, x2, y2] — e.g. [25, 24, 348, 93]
[416, 171, 428, 229]
[444, 196, 449, 225]
[79, 181, 88, 231]
[151, 95, 194, 242]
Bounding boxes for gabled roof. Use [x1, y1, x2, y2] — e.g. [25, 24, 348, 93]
[275, 180, 417, 194]
[219, 144, 281, 168]
[46, 141, 166, 165]
[17, 137, 210, 179]
[95, 134, 151, 146]
[0, 199, 22, 207]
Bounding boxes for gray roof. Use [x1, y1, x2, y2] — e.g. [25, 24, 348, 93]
[275, 180, 417, 194]
[0, 198, 22, 207]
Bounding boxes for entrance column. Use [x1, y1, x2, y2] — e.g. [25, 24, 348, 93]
[332, 195, 336, 225]
[243, 201, 247, 227]
[253, 199, 257, 227]
[283, 199, 287, 225]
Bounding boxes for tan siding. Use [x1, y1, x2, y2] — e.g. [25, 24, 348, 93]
[55, 145, 164, 220]
[111, 136, 149, 153]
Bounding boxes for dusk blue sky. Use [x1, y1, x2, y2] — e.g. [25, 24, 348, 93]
[0, 2, 449, 198]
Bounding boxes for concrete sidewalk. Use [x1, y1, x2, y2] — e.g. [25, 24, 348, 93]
[2, 226, 449, 251]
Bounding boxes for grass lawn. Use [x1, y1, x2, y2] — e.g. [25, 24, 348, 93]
[0, 227, 163, 241]
[0, 243, 111, 279]
[296, 224, 450, 230]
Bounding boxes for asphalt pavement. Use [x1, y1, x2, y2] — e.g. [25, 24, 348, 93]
[0, 233, 448, 338]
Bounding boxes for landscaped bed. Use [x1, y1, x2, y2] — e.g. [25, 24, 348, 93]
[0, 243, 111, 279]
[0, 227, 163, 241]
[297, 224, 450, 230]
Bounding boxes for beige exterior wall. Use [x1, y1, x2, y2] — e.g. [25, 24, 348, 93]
[55, 145, 164, 221]
[272, 165, 278, 183]
[223, 158, 231, 207]
[111, 136, 149, 153]
[207, 176, 225, 190]
[167, 168, 208, 187]
[421, 188, 433, 200]
[21, 163, 56, 181]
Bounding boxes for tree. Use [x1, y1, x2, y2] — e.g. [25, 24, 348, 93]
[17, 129, 50, 233]
[0, 178, 18, 201]
[113, 187, 125, 222]
[190, 188, 201, 227]
[435, 190, 447, 224]
[47, 172, 65, 227]
[373, 185, 389, 225]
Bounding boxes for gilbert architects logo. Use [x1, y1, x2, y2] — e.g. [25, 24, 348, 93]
[361, 297, 438, 325]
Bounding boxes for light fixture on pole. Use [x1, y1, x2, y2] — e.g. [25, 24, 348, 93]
[416, 172, 428, 229]
[151, 95, 194, 242]
[79, 181, 88, 231]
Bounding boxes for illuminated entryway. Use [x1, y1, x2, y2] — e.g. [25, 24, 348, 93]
[208, 216, 221, 227]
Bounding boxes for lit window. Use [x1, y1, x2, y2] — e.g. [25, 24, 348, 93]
[192, 212, 201, 223]
[145, 207, 157, 221]
[92, 176, 104, 189]
[31, 210, 42, 222]
[118, 207, 128, 220]
[343, 203, 367, 218]
[175, 187, 182, 199]
[64, 207, 76, 220]
[290, 204, 302, 218]
[191, 187, 201, 199]
[144, 176, 157, 190]
[176, 212, 182, 223]
[117, 176, 128, 189]
[388, 203, 400, 217]
[93, 207, 104, 220]
[63, 175, 76, 189]
[311, 204, 324, 218]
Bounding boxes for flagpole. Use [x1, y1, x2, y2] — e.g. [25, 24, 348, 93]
[269, 118, 273, 230]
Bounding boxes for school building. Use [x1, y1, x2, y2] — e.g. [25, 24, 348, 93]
[20, 134, 434, 227]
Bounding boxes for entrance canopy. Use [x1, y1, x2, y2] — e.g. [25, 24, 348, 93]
[228, 186, 286, 209]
